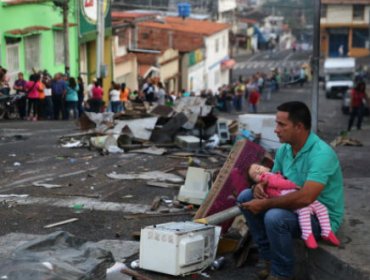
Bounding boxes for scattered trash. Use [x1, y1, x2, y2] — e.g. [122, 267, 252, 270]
[112, 117, 158, 141]
[330, 135, 363, 147]
[32, 181, 63, 189]
[205, 134, 220, 149]
[13, 162, 21, 167]
[44, 218, 79, 229]
[130, 260, 140, 269]
[0, 231, 114, 279]
[72, 204, 85, 213]
[211, 256, 225, 270]
[90, 135, 117, 150]
[175, 135, 201, 151]
[121, 265, 153, 280]
[178, 167, 211, 205]
[160, 196, 173, 205]
[8, 154, 16, 157]
[41, 262, 53, 270]
[61, 140, 84, 148]
[150, 196, 161, 211]
[0, 194, 29, 198]
[199, 272, 211, 278]
[146, 181, 180, 189]
[129, 146, 167, 155]
[106, 145, 124, 154]
[106, 262, 131, 280]
[188, 157, 206, 168]
[107, 171, 184, 183]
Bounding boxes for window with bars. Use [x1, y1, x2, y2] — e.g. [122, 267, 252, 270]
[353, 28, 369, 48]
[353, 5, 364, 20]
[24, 35, 40, 73]
[54, 30, 65, 65]
[6, 44, 20, 82]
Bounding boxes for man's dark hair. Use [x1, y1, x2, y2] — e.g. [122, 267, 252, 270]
[277, 101, 311, 130]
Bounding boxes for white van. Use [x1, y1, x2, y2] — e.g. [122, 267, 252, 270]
[324, 58, 355, 99]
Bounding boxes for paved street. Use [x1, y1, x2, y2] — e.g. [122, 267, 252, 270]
[232, 49, 312, 81]
[0, 50, 369, 279]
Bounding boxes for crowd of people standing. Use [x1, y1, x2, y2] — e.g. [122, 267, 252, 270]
[1, 67, 86, 121]
[0, 63, 310, 121]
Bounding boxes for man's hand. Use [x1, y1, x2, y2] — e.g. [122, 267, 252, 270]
[253, 181, 268, 199]
[241, 199, 268, 214]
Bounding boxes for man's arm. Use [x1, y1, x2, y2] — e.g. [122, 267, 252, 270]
[242, 180, 324, 214]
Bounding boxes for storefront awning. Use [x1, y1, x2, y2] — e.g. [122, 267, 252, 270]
[221, 59, 236, 71]
[52, 23, 77, 30]
[4, 25, 50, 38]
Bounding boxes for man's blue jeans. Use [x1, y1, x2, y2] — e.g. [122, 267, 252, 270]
[237, 189, 321, 279]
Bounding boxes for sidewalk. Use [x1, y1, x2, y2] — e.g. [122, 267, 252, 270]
[298, 125, 370, 280]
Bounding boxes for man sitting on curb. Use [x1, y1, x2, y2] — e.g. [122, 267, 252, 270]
[238, 101, 345, 280]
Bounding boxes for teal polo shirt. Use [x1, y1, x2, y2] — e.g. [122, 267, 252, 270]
[272, 132, 344, 232]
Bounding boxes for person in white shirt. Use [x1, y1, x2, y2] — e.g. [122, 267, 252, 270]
[109, 83, 121, 113]
[155, 82, 166, 105]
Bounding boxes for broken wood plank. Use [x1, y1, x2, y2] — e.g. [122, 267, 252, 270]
[146, 181, 180, 189]
[121, 268, 154, 280]
[124, 211, 195, 220]
[52, 192, 100, 199]
[119, 143, 177, 150]
[160, 167, 175, 173]
[150, 196, 161, 211]
[44, 218, 79, 229]
[208, 156, 219, 163]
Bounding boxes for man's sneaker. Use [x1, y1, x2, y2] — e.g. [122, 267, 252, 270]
[256, 260, 270, 279]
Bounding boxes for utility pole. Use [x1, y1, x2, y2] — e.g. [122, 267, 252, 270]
[96, 0, 105, 80]
[63, 0, 70, 75]
[311, 0, 321, 133]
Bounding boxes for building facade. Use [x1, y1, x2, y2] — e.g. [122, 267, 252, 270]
[79, 0, 113, 101]
[136, 17, 230, 94]
[0, 0, 79, 84]
[321, 0, 370, 57]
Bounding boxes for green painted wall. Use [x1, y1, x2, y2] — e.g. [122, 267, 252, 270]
[0, 0, 79, 80]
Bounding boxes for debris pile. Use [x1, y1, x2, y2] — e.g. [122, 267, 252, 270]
[59, 97, 234, 155]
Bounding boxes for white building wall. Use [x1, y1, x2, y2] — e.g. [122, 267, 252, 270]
[218, 0, 237, 13]
[205, 29, 230, 93]
[188, 61, 206, 95]
[322, 5, 370, 24]
[217, 0, 237, 32]
[112, 36, 138, 91]
[324, 5, 352, 24]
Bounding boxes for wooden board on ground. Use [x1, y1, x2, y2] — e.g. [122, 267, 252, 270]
[194, 140, 271, 232]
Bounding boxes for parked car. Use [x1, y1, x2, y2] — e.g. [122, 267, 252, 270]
[341, 89, 370, 116]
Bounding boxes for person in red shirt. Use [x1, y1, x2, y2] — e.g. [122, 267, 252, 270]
[348, 81, 369, 131]
[90, 81, 103, 113]
[248, 87, 261, 113]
